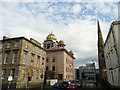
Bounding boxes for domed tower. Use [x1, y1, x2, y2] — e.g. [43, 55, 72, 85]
[46, 33, 57, 41]
[69, 50, 74, 56]
[58, 40, 66, 49]
[43, 32, 58, 49]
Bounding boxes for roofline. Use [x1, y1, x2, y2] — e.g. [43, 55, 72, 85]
[104, 21, 120, 47]
[1, 36, 45, 51]
[46, 48, 75, 59]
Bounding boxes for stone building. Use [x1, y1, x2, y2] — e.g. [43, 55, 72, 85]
[97, 20, 107, 81]
[43, 32, 75, 82]
[1, 36, 46, 88]
[104, 21, 120, 86]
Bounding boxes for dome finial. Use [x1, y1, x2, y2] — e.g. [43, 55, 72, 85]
[51, 30, 53, 34]
[46, 31, 57, 40]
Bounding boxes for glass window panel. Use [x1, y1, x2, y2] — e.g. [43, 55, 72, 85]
[46, 58, 49, 62]
[8, 42, 11, 48]
[15, 41, 19, 47]
[4, 52, 9, 64]
[10, 69, 15, 79]
[23, 53, 27, 64]
[2, 69, 6, 79]
[12, 52, 18, 63]
[37, 56, 40, 67]
[53, 57, 55, 62]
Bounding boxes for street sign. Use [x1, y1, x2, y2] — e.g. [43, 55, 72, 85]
[41, 74, 43, 78]
[8, 76, 13, 81]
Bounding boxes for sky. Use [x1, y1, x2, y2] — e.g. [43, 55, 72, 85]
[0, 0, 119, 68]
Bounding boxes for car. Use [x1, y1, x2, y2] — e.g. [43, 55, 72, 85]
[71, 80, 81, 87]
[75, 82, 81, 87]
[85, 82, 96, 88]
[53, 82, 61, 88]
[59, 81, 70, 89]
[67, 84, 77, 89]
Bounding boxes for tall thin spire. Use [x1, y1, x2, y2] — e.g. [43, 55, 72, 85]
[97, 19, 104, 51]
[97, 19, 107, 80]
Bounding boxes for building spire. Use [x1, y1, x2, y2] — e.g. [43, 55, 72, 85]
[97, 19, 104, 51]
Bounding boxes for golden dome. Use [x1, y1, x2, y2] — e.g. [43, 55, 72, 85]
[46, 33, 57, 40]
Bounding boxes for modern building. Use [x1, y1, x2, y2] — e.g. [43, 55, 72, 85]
[1, 36, 46, 88]
[97, 20, 107, 81]
[75, 69, 79, 80]
[79, 63, 96, 81]
[43, 32, 75, 82]
[104, 21, 120, 86]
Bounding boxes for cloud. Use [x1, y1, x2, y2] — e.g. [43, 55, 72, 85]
[73, 4, 82, 13]
[0, 2, 118, 69]
[1, 0, 120, 2]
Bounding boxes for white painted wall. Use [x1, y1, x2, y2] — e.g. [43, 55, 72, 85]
[104, 22, 120, 87]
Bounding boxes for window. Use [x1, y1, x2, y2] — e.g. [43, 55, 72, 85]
[0, 42, 3, 49]
[0, 52, 1, 59]
[47, 44, 50, 49]
[25, 43, 28, 49]
[66, 58, 67, 63]
[46, 66, 48, 71]
[52, 66, 55, 71]
[46, 58, 49, 62]
[59, 74, 63, 80]
[15, 41, 19, 47]
[32, 46, 35, 52]
[31, 54, 34, 66]
[12, 52, 18, 63]
[101, 54, 104, 58]
[23, 53, 27, 64]
[10, 69, 15, 79]
[4, 52, 9, 64]
[2, 69, 6, 79]
[53, 57, 55, 62]
[37, 56, 40, 67]
[8, 42, 11, 48]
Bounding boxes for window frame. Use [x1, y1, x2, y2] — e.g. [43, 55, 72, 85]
[8, 42, 11, 48]
[46, 66, 48, 71]
[15, 41, 19, 47]
[23, 53, 27, 64]
[46, 58, 49, 62]
[12, 52, 18, 64]
[2, 69, 6, 79]
[4, 52, 9, 64]
[53, 57, 55, 62]
[32, 46, 35, 52]
[0, 52, 1, 60]
[52, 66, 55, 71]
[25, 43, 28, 49]
[10, 69, 15, 79]
[37, 56, 40, 67]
